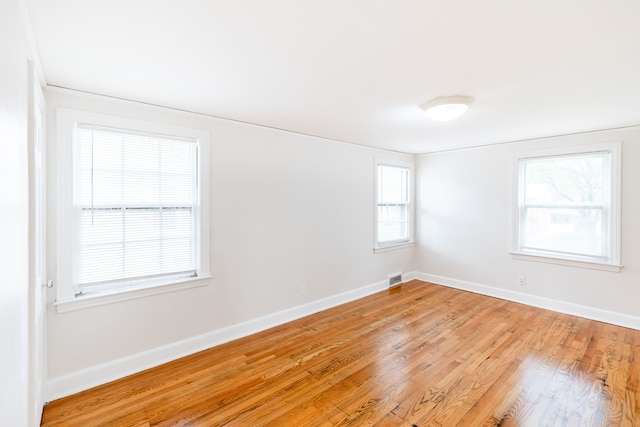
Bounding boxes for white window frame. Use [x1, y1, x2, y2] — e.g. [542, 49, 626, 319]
[510, 142, 622, 272]
[374, 158, 415, 253]
[55, 109, 211, 312]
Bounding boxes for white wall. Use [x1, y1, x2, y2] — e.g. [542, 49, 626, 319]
[415, 128, 640, 326]
[41, 53, 640, 406]
[0, 0, 34, 424]
[45, 88, 415, 399]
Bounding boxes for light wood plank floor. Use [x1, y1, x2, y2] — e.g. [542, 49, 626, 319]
[42, 280, 640, 426]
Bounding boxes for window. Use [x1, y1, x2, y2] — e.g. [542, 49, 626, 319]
[512, 142, 621, 271]
[56, 109, 210, 311]
[375, 160, 413, 251]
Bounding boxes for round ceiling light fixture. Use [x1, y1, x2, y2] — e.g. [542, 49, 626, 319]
[420, 95, 473, 121]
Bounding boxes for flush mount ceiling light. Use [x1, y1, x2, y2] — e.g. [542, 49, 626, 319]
[420, 95, 473, 121]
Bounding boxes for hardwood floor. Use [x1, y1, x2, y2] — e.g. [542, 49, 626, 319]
[41, 280, 640, 426]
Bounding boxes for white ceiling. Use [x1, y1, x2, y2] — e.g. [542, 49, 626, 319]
[25, 0, 640, 154]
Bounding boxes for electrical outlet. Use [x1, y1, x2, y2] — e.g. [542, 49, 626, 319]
[518, 275, 526, 285]
[299, 285, 306, 296]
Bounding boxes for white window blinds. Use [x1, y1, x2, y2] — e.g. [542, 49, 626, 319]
[377, 164, 410, 246]
[74, 125, 199, 292]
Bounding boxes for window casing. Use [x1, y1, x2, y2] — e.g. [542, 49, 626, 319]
[511, 142, 621, 271]
[56, 109, 210, 311]
[375, 160, 414, 251]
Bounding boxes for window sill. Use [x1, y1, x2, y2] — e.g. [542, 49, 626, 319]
[510, 252, 622, 272]
[374, 241, 415, 254]
[54, 275, 212, 313]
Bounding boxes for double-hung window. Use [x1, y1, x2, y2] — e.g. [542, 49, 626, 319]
[512, 142, 621, 271]
[56, 109, 210, 311]
[375, 160, 413, 251]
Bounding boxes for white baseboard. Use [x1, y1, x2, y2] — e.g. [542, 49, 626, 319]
[47, 271, 638, 402]
[401, 271, 416, 283]
[45, 278, 388, 402]
[414, 272, 640, 331]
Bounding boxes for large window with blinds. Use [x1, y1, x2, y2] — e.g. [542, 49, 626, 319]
[56, 109, 210, 310]
[75, 125, 198, 291]
[511, 142, 621, 270]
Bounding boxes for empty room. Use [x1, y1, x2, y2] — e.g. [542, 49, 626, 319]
[2, 1, 640, 426]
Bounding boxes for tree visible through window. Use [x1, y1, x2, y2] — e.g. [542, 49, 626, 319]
[514, 142, 621, 268]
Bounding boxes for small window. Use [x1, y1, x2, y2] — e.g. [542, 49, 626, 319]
[375, 160, 413, 250]
[56, 109, 210, 310]
[512, 142, 621, 270]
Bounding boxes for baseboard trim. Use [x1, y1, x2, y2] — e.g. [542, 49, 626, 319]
[414, 272, 640, 331]
[48, 271, 636, 402]
[45, 278, 389, 402]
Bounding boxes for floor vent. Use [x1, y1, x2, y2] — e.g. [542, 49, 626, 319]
[388, 273, 403, 288]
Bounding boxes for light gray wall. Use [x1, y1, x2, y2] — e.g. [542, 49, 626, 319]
[416, 128, 640, 320]
[41, 60, 640, 404]
[45, 88, 415, 399]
